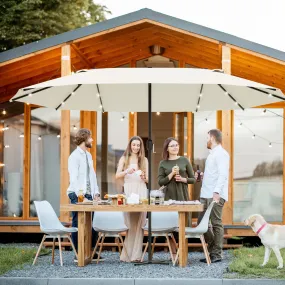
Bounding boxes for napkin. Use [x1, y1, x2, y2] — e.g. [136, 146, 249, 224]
[127, 193, 140, 204]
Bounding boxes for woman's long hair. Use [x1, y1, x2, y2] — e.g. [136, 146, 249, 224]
[162, 137, 179, 160]
[123, 136, 146, 171]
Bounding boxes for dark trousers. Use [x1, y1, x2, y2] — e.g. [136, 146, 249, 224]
[197, 197, 225, 259]
[68, 192, 98, 251]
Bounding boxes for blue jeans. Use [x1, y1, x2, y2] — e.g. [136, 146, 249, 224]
[68, 192, 98, 251]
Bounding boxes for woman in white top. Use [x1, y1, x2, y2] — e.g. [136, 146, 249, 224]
[116, 136, 148, 262]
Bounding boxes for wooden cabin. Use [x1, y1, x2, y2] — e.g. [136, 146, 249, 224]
[0, 8, 285, 238]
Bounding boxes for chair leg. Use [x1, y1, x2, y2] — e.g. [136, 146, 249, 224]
[200, 235, 211, 265]
[58, 235, 63, 266]
[170, 233, 178, 249]
[51, 238, 55, 264]
[115, 237, 122, 254]
[165, 234, 174, 264]
[91, 232, 102, 260]
[173, 248, 179, 266]
[119, 234, 129, 261]
[151, 237, 156, 259]
[141, 242, 148, 262]
[33, 234, 46, 265]
[97, 234, 106, 264]
[67, 235, 78, 260]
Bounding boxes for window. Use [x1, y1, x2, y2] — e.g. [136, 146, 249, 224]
[0, 113, 24, 217]
[233, 109, 283, 222]
[29, 108, 61, 217]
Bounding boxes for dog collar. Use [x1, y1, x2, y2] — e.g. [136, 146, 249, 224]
[256, 223, 267, 235]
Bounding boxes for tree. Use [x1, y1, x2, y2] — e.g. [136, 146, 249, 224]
[0, 0, 111, 51]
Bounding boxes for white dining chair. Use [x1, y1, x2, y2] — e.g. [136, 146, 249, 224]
[33, 200, 78, 266]
[174, 201, 216, 266]
[91, 211, 129, 263]
[141, 212, 178, 263]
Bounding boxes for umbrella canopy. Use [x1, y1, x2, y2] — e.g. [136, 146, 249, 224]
[11, 68, 285, 112]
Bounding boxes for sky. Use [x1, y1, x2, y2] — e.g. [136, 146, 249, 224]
[98, 0, 285, 52]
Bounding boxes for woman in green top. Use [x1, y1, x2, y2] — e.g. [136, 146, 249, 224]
[158, 137, 195, 201]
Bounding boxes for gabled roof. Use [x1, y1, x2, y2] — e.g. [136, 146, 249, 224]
[0, 8, 285, 63]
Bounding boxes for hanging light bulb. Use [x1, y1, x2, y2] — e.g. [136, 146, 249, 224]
[121, 116, 125, 121]
[268, 93, 272, 98]
[224, 92, 228, 96]
[199, 93, 203, 97]
[26, 102, 30, 105]
[235, 101, 238, 106]
[205, 118, 209, 124]
[28, 93, 32, 97]
[197, 105, 200, 109]
[252, 134, 256, 139]
[156, 112, 160, 115]
[0, 163, 5, 167]
[71, 92, 75, 96]
[61, 101, 65, 105]
[73, 125, 77, 130]
[38, 136, 42, 140]
[2, 109, 6, 115]
[4, 145, 10, 148]
[57, 134, 60, 138]
[262, 109, 267, 115]
[238, 123, 242, 127]
[131, 112, 134, 115]
[269, 142, 272, 148]
[99, 105, 103, 109]
[19, 133, 24, 138]
[96, 93, 100, 98]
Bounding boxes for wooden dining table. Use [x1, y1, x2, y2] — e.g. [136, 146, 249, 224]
[60, 203, 204, 267]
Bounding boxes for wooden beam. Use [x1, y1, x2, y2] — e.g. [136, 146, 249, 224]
[221, 45, 233, 225]
[129, 60, 137, 139]
[71, 44, 93, 69]
[80, 111, 97, 171]
[60, 45, 71, 222]
[23, 104, 31, 219]
[216, 111, 222, 130]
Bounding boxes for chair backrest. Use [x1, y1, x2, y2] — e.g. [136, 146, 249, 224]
[34, 201, 64, 231]
[147, 212, 178, 231]
[195, 201, 216, 233]
[93, 211, 127, 232]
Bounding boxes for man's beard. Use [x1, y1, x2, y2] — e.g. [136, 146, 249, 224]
[85, 142, 92, 148]
[207, 141, 212, 149]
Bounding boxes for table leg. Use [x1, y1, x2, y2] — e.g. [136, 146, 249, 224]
[178, 212, 188, 267]
[85, 212, 92, 260]
[78, 211, 85, 267]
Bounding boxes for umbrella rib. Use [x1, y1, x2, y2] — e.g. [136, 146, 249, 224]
[55, 84, 82, 111]
[96, 84, 105, 113]
[195, 84, 204, 112]
[218, 84, 244, 111]
[12, 86, 53, 102]
[248, 86, 285, 101]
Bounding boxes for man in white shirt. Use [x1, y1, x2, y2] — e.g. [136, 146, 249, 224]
[195, 129, 229, 263]
[67, 128, 100, 261]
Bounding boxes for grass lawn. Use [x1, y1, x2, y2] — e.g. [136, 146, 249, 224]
[0, 246, 50, 275]
[227, 246, 285, 279]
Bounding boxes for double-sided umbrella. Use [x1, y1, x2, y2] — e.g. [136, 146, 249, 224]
[11, 68, 285, 264]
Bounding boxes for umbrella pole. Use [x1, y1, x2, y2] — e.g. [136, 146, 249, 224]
[134, 83, 169, 266]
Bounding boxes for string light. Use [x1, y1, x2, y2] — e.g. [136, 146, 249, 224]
[57, 134, 60, 138]
[38, 136, 42, 140]
[262, 109, 267, 115]
[73, 125, 77, 130]
[269, 142, 272, 148]
[19, 134, 24, 138]
[131, 112, 134, 115]
[96, 93, 100, 98]
[238, 123, 242, 127]
[156, 112, 160, 115]
[99, 105, 103, 109]
[268, 93, 273, 98]
[0, 164, 5, 167]
[2, 109, 6, 115]
[252, 134, 256, 139]
[205, 118, 209, 124]
[4, 145, 10, 148]
[71, 92, 75, 96]
[28, 94, 32, 97]
[199, 93, 203, 97]
[120, 116, 125, 121]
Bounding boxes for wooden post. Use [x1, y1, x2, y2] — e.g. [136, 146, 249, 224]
[0, 122, 4, 216]
[101, 112, 108, 197]
[129, 60, 137, 139]
[187, 112, 194, 200]
[60, 45, 71, 222]
[221, 45, 233, 225]
[80, 111, 97, 171]
[23, 104, 31, 219]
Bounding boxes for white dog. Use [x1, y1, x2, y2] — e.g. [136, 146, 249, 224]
[244, 214, 285, 269]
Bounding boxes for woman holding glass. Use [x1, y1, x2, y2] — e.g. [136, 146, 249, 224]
[158, 137, 195, 201]
[116, 136, 148, 262]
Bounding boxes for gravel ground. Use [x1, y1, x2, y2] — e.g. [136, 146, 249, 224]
[1, 243, 232, 279]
